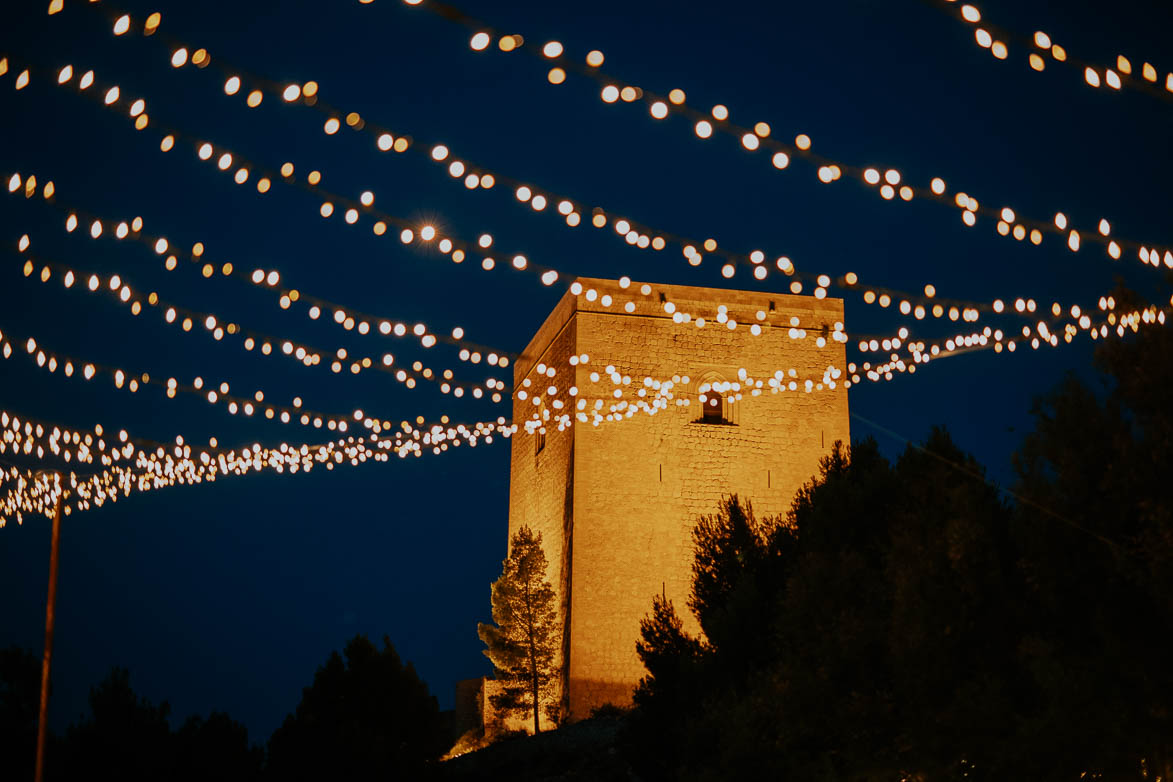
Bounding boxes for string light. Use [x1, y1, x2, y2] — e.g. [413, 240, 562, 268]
[13, 66, 893, 345]
[16, 7, 1173, 536]
[0, 405, 516, 527]
[506, 276, 1169, 424]
[8, 10, 1169, 475]
[18, 253, 505, 400]
[0, 321, 395, 433]
[56, 15, 1026, 323]
[525, 295, 1169, 422]
[100, 30, 1096, 345]
[0, 320, 532, 473]
[7, 184, 875, 415]
[0, 166, 1139, 404]
[31, 41, 1088, 342]
[0, 407, 182, 469]
[372, 0, 1170, 275]
[937, 0, 1173, 102]
[0, 271, 1162, 498]
[4, 168, 510, 381]
[5, 250, 956, 451]
[16, 59, 593, 316]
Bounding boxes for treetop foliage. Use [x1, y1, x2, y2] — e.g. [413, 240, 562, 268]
[3, 633, 446, 781]
[627, 319, 1173, 780]
[478, 525, 561, 733]
[267, 633, 448, 780]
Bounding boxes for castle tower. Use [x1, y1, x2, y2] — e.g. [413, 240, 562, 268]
[506, 277, 850, 722]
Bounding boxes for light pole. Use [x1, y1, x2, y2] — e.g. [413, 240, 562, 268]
[33, 472, 63, 782]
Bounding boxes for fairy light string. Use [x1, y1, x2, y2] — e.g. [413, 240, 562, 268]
[49, 5, 1049, 323]
[15, 250, 508, 401]
[0, 321, 400, 433]
[0, 320, 514, 450]
[0, 58, 563, 364]
[2, 68, 890, 349]
[0, 4, 1165, 513]
[4, 69, 1154, 398]
[508, 278, 1171, 419]
[1, 284, 1167, 528]
[10, 188, 1149, 434]
[0, 396, 518, 527]
[14, 47, 1144, 349]
[3, 171, 515, 395]
[931, 0, 1173, 103]
[1, 164, 507, 364]
[13, 12, 1008, 337]
[0, 57, 582, 296]
[0, 403, 515, 479]
[362, 0, 1172, 277]
[0, 430, 432, 527]
[0, 312, 509, 447]
[63, 6, 844, 287]
[11, 172, 895, 407]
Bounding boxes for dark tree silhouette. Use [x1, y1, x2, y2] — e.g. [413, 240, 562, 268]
[267, 634, 447, 781]
[17, 662, 264, 781]
[57, 667, 174, 781]
[478, 525, 560, 733]
[0, 646, 40, 782]
[630, 595, 704, 764]
[1009, 300, 1173, 779]
[627, 308, 1173, 779]
[172, 711, 262, 782]
[627, 438, 1028, 778]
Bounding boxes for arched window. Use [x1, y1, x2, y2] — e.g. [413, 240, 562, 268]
[702, 390, 724, 423]
[692, 372, 736, 425]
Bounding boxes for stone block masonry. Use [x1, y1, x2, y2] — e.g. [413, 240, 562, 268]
[504, 277, 849, 723]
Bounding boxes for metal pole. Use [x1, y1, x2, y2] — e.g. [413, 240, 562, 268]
[34, 486, 63, 782]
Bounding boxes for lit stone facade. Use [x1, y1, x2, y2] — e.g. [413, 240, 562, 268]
[506, 277, 850, 722]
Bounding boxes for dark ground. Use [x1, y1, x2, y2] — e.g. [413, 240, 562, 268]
[441, 716, 635, 781]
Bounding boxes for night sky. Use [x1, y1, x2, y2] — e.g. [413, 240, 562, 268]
[1, 0, 1171, 742]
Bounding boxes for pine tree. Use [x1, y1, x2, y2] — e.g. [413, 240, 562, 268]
[477, 526, 560, 734]
[266, 635, 447, 780]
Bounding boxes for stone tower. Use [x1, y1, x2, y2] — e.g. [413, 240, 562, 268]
[505, 277, 849, 723]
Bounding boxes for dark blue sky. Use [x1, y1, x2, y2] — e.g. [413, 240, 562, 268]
[1, 0, 1170, 742]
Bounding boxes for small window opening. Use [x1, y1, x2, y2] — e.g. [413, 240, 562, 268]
[693, 374, 736, 425]
[702, 392, 725, 424]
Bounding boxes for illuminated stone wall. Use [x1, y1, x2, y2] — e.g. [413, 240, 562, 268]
[506, 277, 850, 722]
